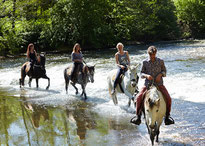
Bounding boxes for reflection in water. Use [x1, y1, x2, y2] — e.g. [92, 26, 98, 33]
[22, 97, 49, 128]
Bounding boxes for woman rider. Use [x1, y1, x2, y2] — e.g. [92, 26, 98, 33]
[70, 43, 84, 82]
[111, 42, 130, 95]
[26, 43, 37, 74]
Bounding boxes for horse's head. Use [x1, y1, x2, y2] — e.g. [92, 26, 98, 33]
[127, 64, 139, 88]
[87, 65, 95, 83]
[144, 86, 162, 130]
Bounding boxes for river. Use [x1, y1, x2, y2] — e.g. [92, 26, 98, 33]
[0, 40, 205, 145]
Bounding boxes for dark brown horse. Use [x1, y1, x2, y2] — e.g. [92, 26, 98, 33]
[64, 64, 95, 99]
[19, 53, 50, 90]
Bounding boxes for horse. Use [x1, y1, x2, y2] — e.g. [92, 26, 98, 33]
[107, 65, 139, 107]
[19, 53, 50, 90]
[143, 85, 166, 145]
[64, 64, 95, 100]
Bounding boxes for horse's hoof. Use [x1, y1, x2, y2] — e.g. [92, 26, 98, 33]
[46, 87, 49, 90]
[76, 92, 78, 95]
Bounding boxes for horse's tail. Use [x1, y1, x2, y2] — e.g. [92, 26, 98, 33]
[64, 68, 70, 93]
[64, 68, 69, 80]
[20, 64, 27, 87]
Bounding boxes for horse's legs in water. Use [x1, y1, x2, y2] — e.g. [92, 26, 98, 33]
[156, 129, 160, 142]
[111, 92, 118, 105]
[42, 75, 50, 90]
[65, 78, 70, 94]
[128, 98, 131, 107]
[71, 82, 78, 95]
[36, 78, 39, 88]
[150, 133, 154, 146]
[81, 84, 87, 100]
[29, 77, 32, 87]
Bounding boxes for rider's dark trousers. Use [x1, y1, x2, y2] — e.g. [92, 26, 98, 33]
[71, 62, 83, 81]
[30, 59, 36, 73]
[136, 85, 172, 117]
[113, 67, 127, 89]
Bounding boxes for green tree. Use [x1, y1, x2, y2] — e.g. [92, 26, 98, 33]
[50, 0, 115, 49]
[174, 0, 205, 38]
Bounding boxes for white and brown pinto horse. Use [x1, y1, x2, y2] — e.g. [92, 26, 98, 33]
[64, 64, 95, 100]
[107, 65, 139, 107]
[144, 85, 166, 145]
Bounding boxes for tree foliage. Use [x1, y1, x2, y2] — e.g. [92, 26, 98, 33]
[174, 0, 205, 38]
[1, 0, 204, 56]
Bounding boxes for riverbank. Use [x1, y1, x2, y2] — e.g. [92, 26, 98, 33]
[1, 39, 204, 59]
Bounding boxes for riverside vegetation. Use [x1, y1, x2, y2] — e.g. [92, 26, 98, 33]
[0, 0, 204, 56]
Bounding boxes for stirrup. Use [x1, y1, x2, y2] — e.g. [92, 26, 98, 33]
[165, 116, 175, 125]
[130, 116, 141, 125]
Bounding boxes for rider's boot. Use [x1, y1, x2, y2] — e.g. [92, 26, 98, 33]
[130, 115, 141, 125]
[164, 114, 175, 125]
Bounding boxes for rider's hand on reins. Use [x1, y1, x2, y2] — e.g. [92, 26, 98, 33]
[146, 75, 153, 81]
[155, 73, 162, 83]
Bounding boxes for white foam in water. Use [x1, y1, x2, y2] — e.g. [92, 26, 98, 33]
[0, 41, 205, 109]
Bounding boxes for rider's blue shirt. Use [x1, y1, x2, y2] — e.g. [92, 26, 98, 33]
[71, 52, 83, 63]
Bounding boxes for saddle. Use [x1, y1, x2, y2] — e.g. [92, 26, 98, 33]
[112, 74, 124, 83]
[70, 66, 88, 83]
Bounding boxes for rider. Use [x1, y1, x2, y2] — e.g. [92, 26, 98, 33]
[130, 46, 174, 125]
[70, 43, 84, 82]
[111, 42, 130, 95]
[26, 43, 37, 74]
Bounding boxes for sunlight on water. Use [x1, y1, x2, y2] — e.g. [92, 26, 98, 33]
[0, 40, 205, 145]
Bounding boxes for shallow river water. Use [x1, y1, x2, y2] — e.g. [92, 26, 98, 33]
[0, 40, 205, 145]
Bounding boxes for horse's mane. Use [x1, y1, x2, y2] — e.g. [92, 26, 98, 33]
[83, 65, 89, 74]
[146, 85, 160, 108]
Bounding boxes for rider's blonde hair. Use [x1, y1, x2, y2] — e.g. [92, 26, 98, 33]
[116, 42, 124, 49]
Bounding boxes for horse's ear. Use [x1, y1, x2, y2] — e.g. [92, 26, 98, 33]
[156, 98, 160, 105]
[41, 52, 46, 56]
